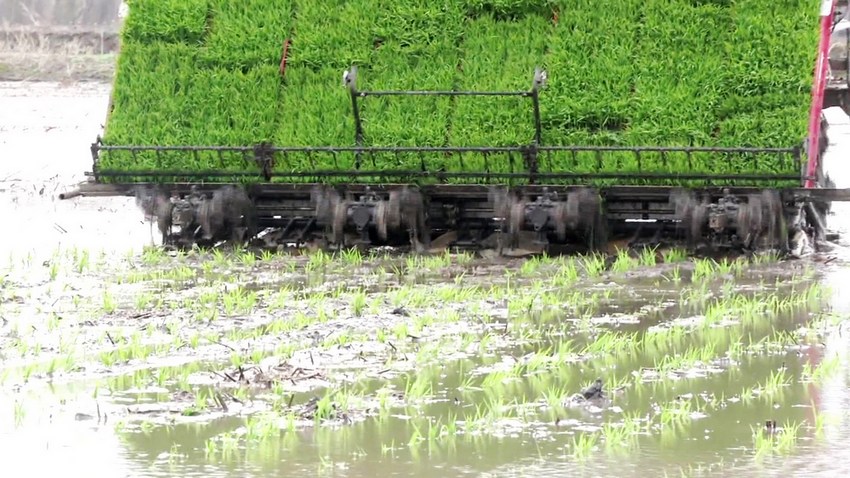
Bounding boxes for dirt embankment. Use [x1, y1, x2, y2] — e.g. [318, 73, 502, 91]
[0, 0, 123, 81]
[0, 29, 119, 82]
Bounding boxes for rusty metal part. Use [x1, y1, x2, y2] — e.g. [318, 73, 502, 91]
[373, 200, 389, 241]
[690, 200, 708, 247]
[759, 189, 787, 251]
[312, 185, 342, 226]
[508, 196, 527, 248]
[387, 189, 403, 231]
[551, 201, 569, 241]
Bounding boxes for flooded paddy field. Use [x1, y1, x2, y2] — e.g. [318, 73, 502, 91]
[5, 83, 850, 478]
[1, 244, 850, 478]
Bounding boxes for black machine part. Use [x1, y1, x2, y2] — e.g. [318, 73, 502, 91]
[134, 184, 257, 246]
[489, 186, 607, 250]
[311, 185, 430, 249]
[670, 188, 795, 251]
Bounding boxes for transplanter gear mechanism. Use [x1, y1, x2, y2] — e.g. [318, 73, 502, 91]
[312, 184, 429, 249]
[69, 65, 850, 254]
[671, 188, 789, 252]
[489, 186, 607, 251]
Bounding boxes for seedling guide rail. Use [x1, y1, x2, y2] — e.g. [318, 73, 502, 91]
[89, 68, 807, 188]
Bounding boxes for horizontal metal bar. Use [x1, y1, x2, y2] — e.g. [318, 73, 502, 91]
[357, 90, 530, 97]
[94, 144, 798, 154]
[91, 142, 804, 190]
[539, 145, 796, 154]
[96, 145, 255, 152]
[70, 182, 845, 196]
[58, 189, 82, 200]
[94, 171, 263, 178]
[63, 181, 850, 203]
[92, 168, 804, 182]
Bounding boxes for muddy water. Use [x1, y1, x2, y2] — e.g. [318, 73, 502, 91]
[4, 81, 850, 478]
[1, 248, 849, 478]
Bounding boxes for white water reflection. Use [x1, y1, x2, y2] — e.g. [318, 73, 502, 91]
[766, 107, 850, 477]
[0, 81, 151, 262]
[0, 82, 155, 476]
[0, 384, 140, 478]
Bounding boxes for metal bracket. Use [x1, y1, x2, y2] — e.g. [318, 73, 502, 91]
[343, 65, 548, 176]
[530, 67, 548, 147]
[344, 187, 384, 242]
[707, 188, 740, 234]
[350, 204, 372, 242]
[525, 187, 559, 244]
[253, 142, 275, 180]
[90, 136, 103, 179]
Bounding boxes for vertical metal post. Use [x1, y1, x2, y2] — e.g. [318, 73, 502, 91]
[254, 142, 273, 180]
[530, 67, 547, 147]
[344, 66, 364, 169]
[279, 39, 291, 78]
[805, 0, 837, 188]
[528, 68, 548, 184]
[350, 91, 364, 169]
[529, 90, 542, 184]
[531, 89, 542, 146]
[90, 137, 102, 180]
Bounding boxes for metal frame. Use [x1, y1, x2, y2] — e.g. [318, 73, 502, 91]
[90, 67, 808, 188]
[343, 65, 547, 155]
[61, 181, 850, 248]
[89, 143, 806, 187]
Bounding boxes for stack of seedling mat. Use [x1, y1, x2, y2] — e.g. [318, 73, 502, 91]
[99, 0, 820, 184]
